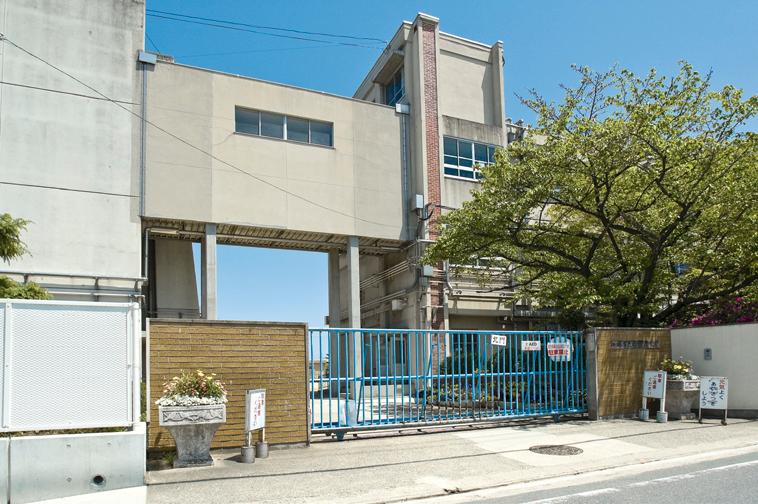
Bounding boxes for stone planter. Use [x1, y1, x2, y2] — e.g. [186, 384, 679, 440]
[665, 379, 699, 420]
[158, 404, 226, 468]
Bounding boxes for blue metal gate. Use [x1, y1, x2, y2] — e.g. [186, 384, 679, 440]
[308, 329, 586, 433]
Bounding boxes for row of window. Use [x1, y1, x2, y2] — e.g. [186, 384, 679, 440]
[443, 136, 498, 180]
[384, 68, 404, 106]
[235, 107, 333, 147]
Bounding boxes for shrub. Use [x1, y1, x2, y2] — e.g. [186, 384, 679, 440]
[156, 370, 227, 407]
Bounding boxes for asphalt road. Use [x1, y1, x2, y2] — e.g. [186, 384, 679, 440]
[472, 451, 758, 504]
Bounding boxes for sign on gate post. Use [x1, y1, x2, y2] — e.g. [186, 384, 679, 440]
[698, 376, 728, 425]
[547, 337, 571, 361]
[521, 340, 541, 352]
[491, 334, 508, 347]
[640, 370, 667, 422]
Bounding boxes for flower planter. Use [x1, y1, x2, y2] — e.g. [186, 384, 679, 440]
[158, 404, 226, 468]
[665, 379, 699, 420]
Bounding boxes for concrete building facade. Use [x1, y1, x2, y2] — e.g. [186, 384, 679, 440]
[1, 3, 544, 343]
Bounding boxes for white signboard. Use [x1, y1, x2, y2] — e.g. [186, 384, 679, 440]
[491, 334, 508, 347]
[699, 376, 728, 410]
[643, 370, 666, 399]
[547, 338, 571, 361]
[245, 389, 266, 432]
[521, 340, 542, 352]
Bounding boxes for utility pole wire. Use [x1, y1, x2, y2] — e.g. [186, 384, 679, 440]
[145, 8, 388, 44]
[0, 34, 395, 229]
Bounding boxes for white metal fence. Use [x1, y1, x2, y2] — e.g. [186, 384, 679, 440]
[0, 299, 141, 431]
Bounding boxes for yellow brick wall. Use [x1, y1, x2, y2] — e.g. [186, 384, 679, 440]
[148, 320, 308, 450]
[595, 328, 671, 418]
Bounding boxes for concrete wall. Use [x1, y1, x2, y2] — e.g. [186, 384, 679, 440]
[7, 426, 145, 503]
[148, 319, 308, 450]
[144, 62, 405, 241]
[0, 0, 144, 285]
[587, 328, 671, 419]
[438, 36, 501, 127]
[153, 238, 199, 319]
[672, 323, 758, 414]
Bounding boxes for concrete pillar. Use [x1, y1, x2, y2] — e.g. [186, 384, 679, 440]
[200, 223, 217, 320]
[328, 249, 341, 328]
[346, 236, 362, 399]
[585, 328, 599, 420]
[346, 236, 361, 329]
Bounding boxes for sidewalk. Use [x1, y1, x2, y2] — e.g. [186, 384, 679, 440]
[146, 417, 758, 504]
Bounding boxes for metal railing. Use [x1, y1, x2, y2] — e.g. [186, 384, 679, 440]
[308, 329, 586, 432]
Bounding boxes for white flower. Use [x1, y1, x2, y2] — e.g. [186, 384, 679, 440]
[156, 394, 227, 407]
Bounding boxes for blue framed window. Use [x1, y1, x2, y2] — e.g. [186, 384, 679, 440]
[443, 136, 497, 180]
[384, 68, 404, 106]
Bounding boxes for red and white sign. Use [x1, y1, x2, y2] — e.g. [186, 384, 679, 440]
[245, 389, 266, 431]
[491, 335, 508, 347]
[643, 370, 666, 399]
[547, 338, 571, 361]
[521, 340, 542, 352]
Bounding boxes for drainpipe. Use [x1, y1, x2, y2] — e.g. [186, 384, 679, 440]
[396, 102, 412, 241]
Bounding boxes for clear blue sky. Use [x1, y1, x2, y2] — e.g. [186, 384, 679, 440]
[151, 1, 758, 328]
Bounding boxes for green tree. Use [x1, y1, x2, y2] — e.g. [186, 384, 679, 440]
[426, 63, 757, 326]
[0, 213, 51, 299]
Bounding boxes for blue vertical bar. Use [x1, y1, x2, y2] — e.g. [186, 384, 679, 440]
[384, 332, 389, 424]
[309, 331, 314, 429]
[336, 331, 341, 426]
[319, 331, 324, 428]
[369, 333, 374, 424]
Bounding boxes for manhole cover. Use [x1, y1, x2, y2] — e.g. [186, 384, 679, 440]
[529, 445, 583, 456]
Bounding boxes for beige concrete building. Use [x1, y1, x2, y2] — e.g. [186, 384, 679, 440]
[1, 3, 547, 342]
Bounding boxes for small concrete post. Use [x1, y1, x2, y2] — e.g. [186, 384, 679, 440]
[201, 223, 218, 320]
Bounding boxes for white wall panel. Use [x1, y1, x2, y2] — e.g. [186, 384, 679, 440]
[0, 300, 139, 431]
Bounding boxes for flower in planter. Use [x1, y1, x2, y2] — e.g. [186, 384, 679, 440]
[156, 370, 228, 407]
[660, 357, 696, 380]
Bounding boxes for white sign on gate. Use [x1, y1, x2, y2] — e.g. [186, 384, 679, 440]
[491, 334, 508, 347]
[521, 340, 542, 352]
[245, 389, 266, 431]
[643, 370, 666, 399]
[699, 377, 728, 410]
[547, 338, 571, 361]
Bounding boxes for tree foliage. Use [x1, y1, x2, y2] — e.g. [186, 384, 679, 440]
[426, 63, 757, 326]
[0, 213, 51, 300]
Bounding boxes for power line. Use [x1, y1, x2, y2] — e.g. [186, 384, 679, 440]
[146, 13, 385, 50]
[0, 181, 136, 198]
[145, 31, 161, 52]
[146, 8, 387, 44]
[175, 43, 341, 60]
[0, 34, 397, 230]
[0, 80, 135, 104]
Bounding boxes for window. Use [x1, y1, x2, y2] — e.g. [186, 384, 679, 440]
[443, 136, 498, 180]
[235, 108, 259, 135]
[234, 107, 334, 147]
[310, 120, 333, 147]
[384, 68, 404, 106]
[260, 112, 284, 139]
[287, 116, 309, 143]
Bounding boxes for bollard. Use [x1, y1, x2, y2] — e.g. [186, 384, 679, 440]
[639, 408, 649, 421]
[256, 441, 269, 459]
[241, 445, 255, 464]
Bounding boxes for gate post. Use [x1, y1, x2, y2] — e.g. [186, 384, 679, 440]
[585, 328, 599, 420]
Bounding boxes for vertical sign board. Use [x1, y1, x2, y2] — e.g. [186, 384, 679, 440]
[698, 376, 728, 425]
[640, 370, 667, 421]
[491, 335, 508, 347]
[547, 337, 571, 362]
[245, 389, 266, 432]
[643, 371, 666, 399]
